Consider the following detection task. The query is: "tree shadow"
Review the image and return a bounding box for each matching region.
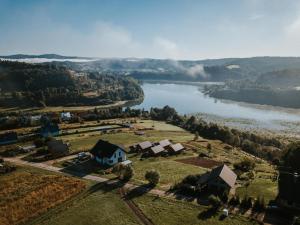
[124,184,154,200]
[87,179,125,194]
[198,207,218,220]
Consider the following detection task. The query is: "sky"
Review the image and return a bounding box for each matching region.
[1,0,300,59]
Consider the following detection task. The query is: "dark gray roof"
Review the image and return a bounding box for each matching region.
[90,140,125,158]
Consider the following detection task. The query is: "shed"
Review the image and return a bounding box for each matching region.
[159,139,172,148]
[47,140,69,156]
[149,145,165,156]
[168,143,185,154]
[136,141,153,152]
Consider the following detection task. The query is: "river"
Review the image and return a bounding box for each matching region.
[134,82,300,133]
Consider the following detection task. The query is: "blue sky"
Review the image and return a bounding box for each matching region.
[1,0,300,59]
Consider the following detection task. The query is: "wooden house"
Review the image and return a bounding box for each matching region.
[135,141,153,152]
[158,139,172,148]
[47,140,69,157]
[168,143,185,154]
[149,145,165,156]
[198,164,237,192]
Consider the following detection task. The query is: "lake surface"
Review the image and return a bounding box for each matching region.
[135,82,300,131]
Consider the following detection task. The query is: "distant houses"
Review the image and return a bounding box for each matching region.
[198,164,237,192]
[60,112,72,121]
[131,139,185,157]
[90,140,128,166]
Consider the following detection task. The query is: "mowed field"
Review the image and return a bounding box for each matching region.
[0,166,85,225]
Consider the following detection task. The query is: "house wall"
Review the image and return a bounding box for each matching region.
[96,148,126,166]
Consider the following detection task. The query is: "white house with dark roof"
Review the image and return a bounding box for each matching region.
[90,140,127,166]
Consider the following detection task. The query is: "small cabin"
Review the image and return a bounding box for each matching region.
[136,141,153,152]
[158,139,172,148]
[149,145,165,156]
[198,164,237,192]
[90,140,127,166]
[168,143,185,154]
[47,140,69,157]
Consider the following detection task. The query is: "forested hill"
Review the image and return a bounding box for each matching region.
[47,56,300,82]
[4,55,300,82]
[0,60,143,107]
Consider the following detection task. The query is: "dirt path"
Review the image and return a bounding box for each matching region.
[119,187,155,225]
[4,157,167,197]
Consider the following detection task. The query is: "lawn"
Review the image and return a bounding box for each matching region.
[29,182,140,225]
[236,175,278,203]
[129,154,208,188]
[0,165,85,225]
[133,194,259,225]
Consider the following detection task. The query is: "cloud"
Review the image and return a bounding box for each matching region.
[249,13,264,20]
[286,14,300,38]
[153,37,181,59]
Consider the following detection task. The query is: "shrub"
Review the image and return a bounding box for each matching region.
[113,164,134,181]
[234,159,255,172]
[229,195,240,206]
[145,170,160,186]
[241,196,253,209]
[208,195,221,209]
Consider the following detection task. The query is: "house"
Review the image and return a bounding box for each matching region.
[60,112,72,121]
[198,164,237,192]
[135,141,153,152]
[149,145,165,156]
[90,140,127,166]
[0,132,18,145]
[158,139,172,148]
[168,143,185,154]
[40,123,60,137]
[47,140,69,156]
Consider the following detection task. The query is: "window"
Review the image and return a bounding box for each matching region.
[119,151,121,157]
[114,153,116,158]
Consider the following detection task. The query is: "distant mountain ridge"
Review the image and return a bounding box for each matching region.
[0,54,92,60]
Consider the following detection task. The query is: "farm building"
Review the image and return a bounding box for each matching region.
[198,164,237,192]
[135,141,153,152]
[158,139,172,148]
[90,140,127,166]
[149,145,165,156]
[168,143,185,154]
[47,140,69,157]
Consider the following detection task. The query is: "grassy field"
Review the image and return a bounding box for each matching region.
[236,173,278,203]
[129,153,208,188]
[29,182,140,225]
[133,194,259,225]
[0,165,85,225]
